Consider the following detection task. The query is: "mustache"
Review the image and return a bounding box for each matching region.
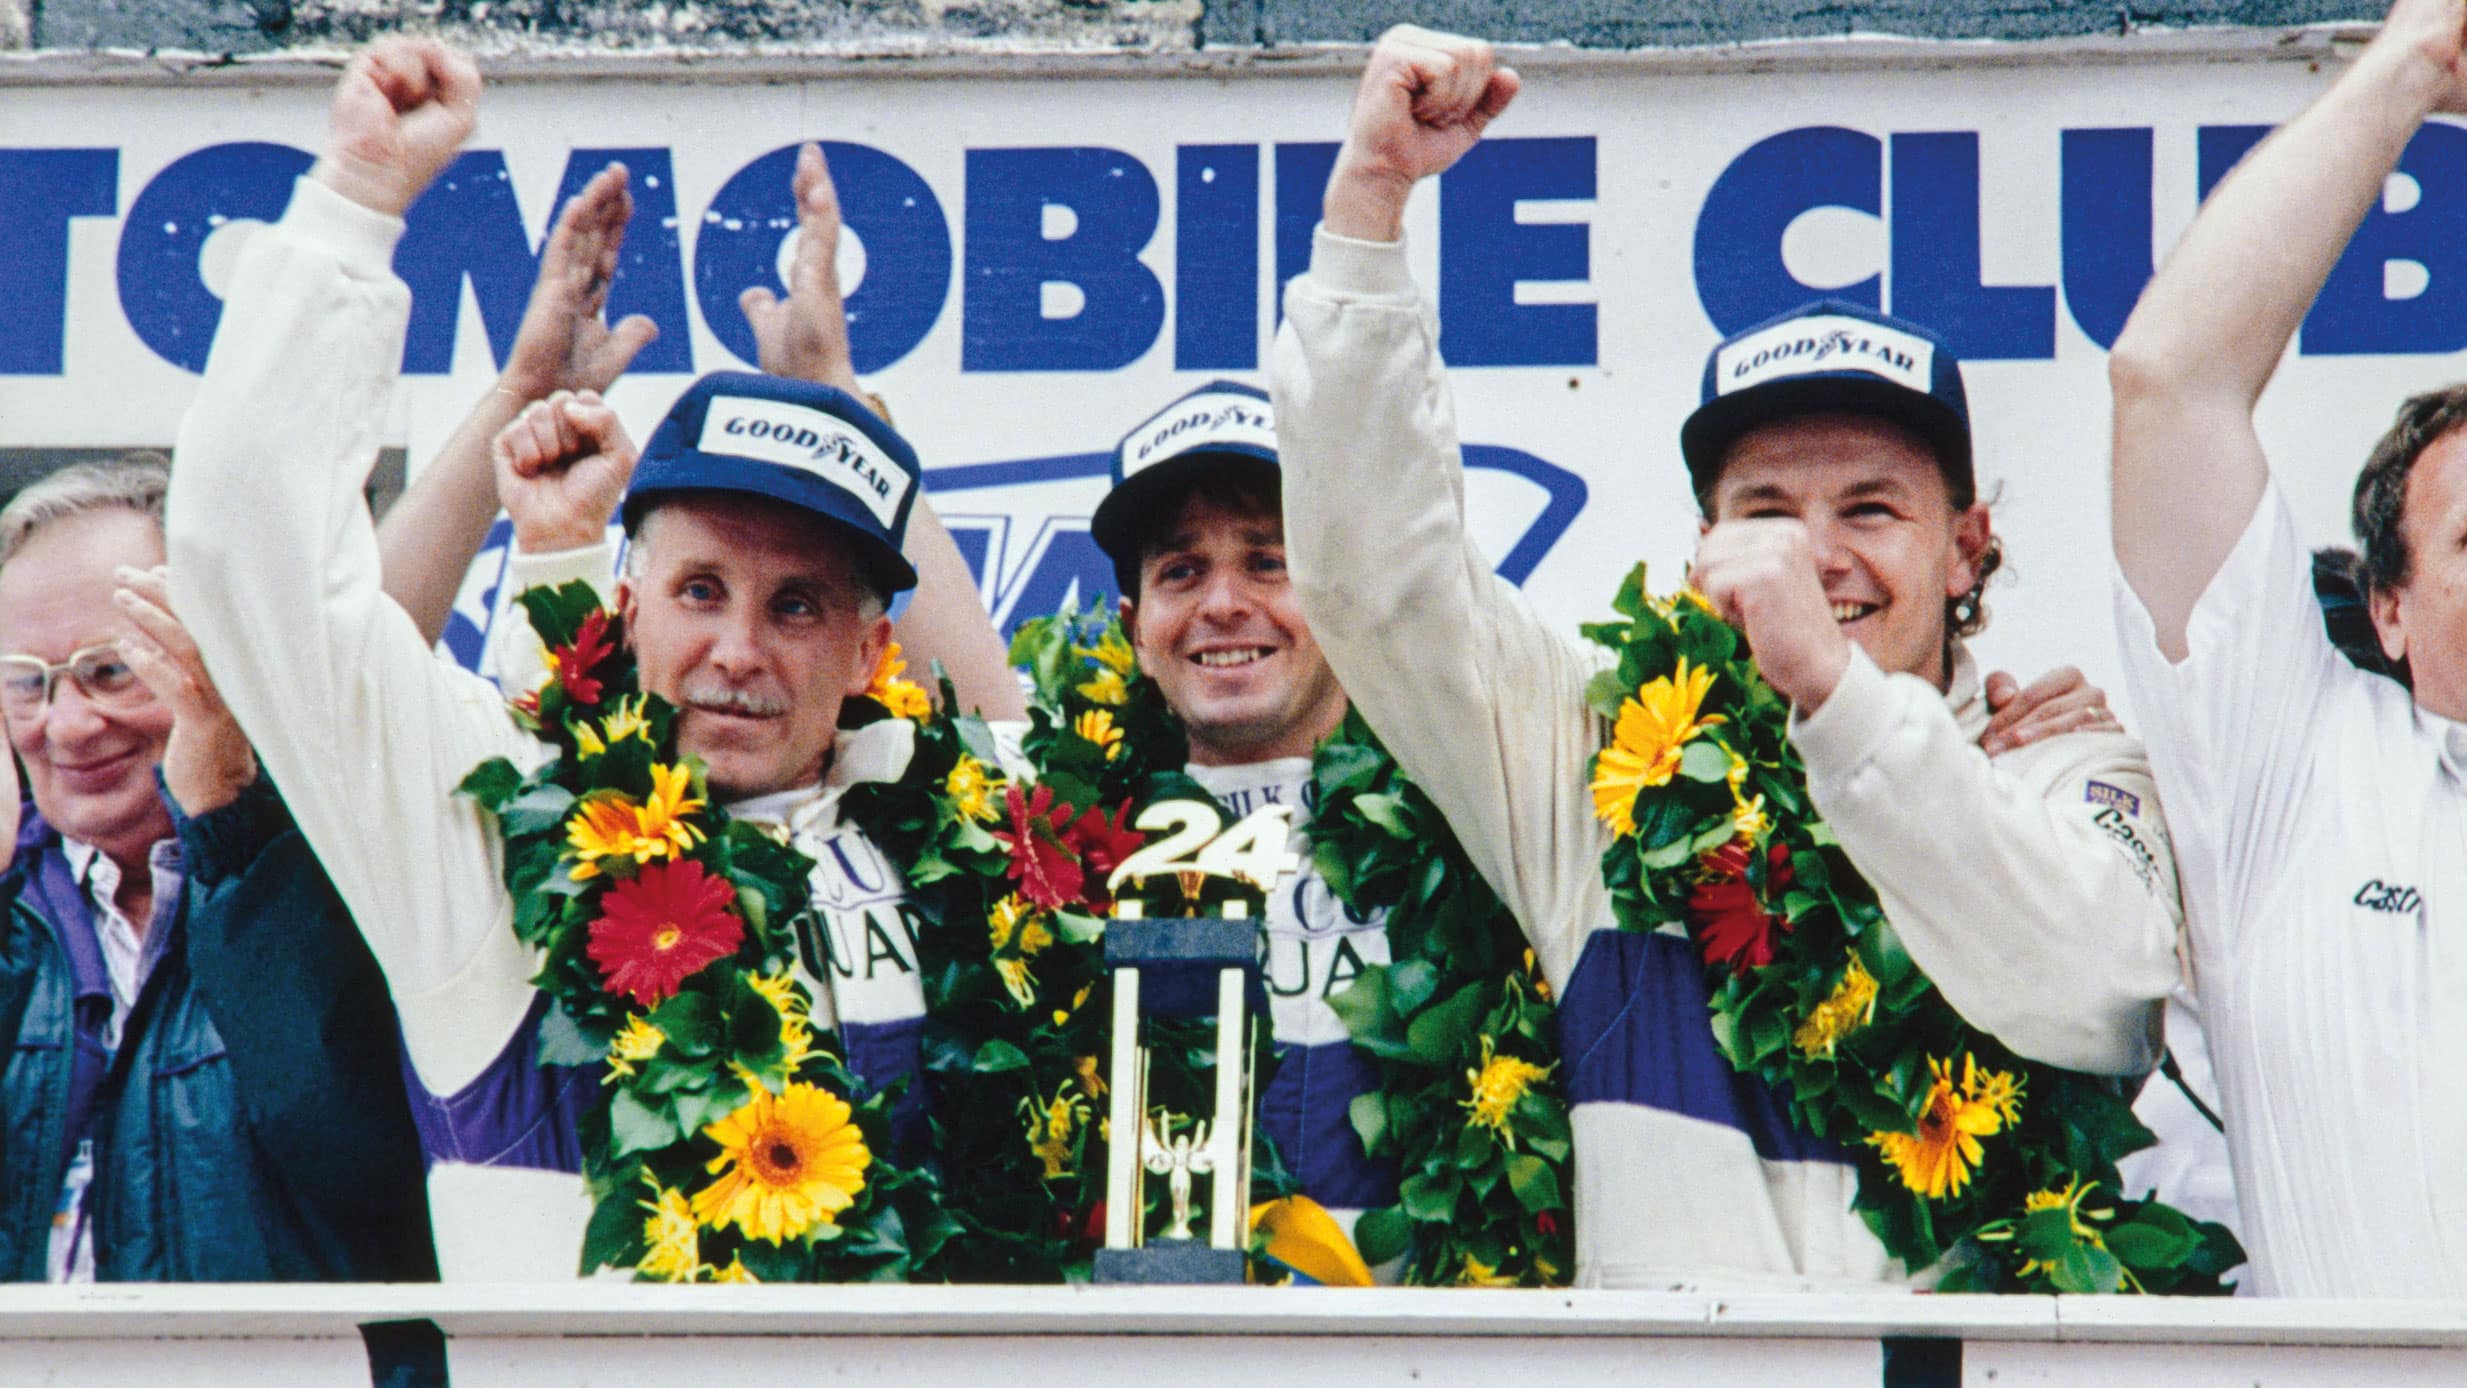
[676,681,788,718]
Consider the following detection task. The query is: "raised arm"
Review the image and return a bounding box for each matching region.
[168,39,543,1094]
[741,144,1023,720]
[1273,31,1629,984]
[378,162,657,645]
[2109,0,2467,657]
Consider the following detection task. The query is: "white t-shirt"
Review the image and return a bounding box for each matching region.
[2116,482,2467,1296]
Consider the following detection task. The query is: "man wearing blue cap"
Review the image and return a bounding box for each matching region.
[1268,27,2185,1287]
[162,39,1011,1278]
[1089,381,1387,1276]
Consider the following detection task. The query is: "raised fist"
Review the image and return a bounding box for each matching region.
[1324,26,1520,242]
[492,391,638,555]
[2377,0,2467,112]
[311,38,481,218]
[1688,517,1853,714]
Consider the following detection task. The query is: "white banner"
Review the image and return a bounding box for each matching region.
[5,54,2461,715]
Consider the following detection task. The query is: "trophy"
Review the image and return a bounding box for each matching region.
[1093,800,1294,1284]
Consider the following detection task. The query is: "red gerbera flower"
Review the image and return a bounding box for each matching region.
[1063,801,1144,910]
[1686,842,1796,971]
[992,784,1087,909]
[550,608,616,707]
[585,857,743,1005]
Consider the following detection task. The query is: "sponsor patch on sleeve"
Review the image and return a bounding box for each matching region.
[2084,780,2141,816]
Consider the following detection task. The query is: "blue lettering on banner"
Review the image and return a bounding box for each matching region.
[1176,143,1261,370]
[45,123,2467,387]
[1273,141,1340,329]
[1889,131,2054,361]
[1694,125,1884,335]
[116,141,312,373]
[2059,128,2155,350]
[398,150,543,374]
[963,146,1164,372]
[0,149,116,376]
[1440,136,1598,367]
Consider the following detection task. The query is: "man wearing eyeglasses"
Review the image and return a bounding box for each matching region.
[0,457,435,1282]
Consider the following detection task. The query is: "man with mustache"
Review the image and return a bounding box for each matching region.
[1268,27,2185,1286]
[165,38,1014,1277]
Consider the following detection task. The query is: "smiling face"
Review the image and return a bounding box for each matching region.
[0,508,176,865]
[1122,488,1348,766]
[2368,427,2467,720]
[618,495,890,802]
[1706,413,1991,689]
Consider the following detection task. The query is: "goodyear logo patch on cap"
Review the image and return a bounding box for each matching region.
[1714,314,1935,397]
[1119,390,1278,479]
[700,395,913,528]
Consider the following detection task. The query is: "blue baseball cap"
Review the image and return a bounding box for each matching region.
[623,371,920,594]
[1679,299,1974,502]
[1089,380,1280,568]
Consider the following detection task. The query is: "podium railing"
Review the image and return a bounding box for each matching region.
[5,1285,2467,1386]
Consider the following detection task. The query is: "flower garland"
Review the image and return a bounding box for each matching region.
[465,581,1564,1286]
[1310,714,1576,1286]
[1582,568,2243,1293]
[459,582,940,1282]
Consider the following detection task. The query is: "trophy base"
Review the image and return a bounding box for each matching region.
[1094,1243,1248,1285]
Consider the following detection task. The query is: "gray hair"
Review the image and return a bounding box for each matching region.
[0,454,171,569]
[622,502,889,621]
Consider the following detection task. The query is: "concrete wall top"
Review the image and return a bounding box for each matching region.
[2,0,2393,60]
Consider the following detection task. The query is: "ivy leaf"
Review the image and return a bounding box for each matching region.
[1354,793,1414,839]
[1679,740,1733,783]
[650,993,720,1058]
[458,757,524,811]
[1399,1168,1461,1222]
[1404,983,1488,1069]
[1584,667,1633,721]
[1505,1153,1562,1212]
[2052,1241,2124,1294]
[579,1184,643,1275]
[1349,1090,1390,1156]
[2107,1212,2198,1269]
[503,783,581,838]
[1353,1206,1413,1266]
[535,1003,608,1069]
[974,1039,1030,1073]
[610,1087,677,1157]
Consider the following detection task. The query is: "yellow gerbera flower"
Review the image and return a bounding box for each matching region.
[711,1253,760,1284]
[744,971,819,1071]
[1074,708,1125,761]
[637,1176,703,1282]
[691,1081,871,1243]
[994,956,1037,1009]
[573,695,655,760]
[1866,1055,2023,1200]
[1078,628,1137,676]
[1456,1255,1522,1288]
[944,755,1004,823]
[1462,1035,1554,1139]
[605,1013,667,1082]
[2016,1176,2114,1279]
[565,763,708,881]
[865,642,935,720]
[1020,1083,1090,1180]
[1792,956,1878,1058]
[1077,666,1129,706]
[1588,658,1725,836]
[1730,792,1771,844]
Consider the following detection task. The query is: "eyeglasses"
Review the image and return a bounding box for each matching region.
[0,644,150,720]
